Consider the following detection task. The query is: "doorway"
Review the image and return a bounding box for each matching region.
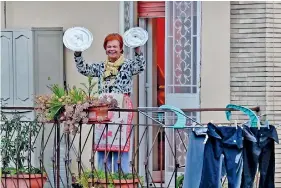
[138,17,166,184]
[137,1,201,186]
[153,17,165,183]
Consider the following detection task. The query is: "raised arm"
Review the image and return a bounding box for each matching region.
[74,52,102,77]
[130,48,146,75]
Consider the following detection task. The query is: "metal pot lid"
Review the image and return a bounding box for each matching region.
[123,27,148,48]
[63,27,93,52]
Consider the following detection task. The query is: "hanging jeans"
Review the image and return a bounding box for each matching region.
[183,128,207,188]
[241,125,279,188]
[97,151,130,173]
[199,123,256,188]
[183,127,225,188]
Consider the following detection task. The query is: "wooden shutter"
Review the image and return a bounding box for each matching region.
[13,31,34,108]
[1,32,14,107]
[138,1,165,18]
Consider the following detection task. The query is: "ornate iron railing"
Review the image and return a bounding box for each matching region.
[1,106,261,188]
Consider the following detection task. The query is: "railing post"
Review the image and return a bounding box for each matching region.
[78,123,82,178]
[55,119,60,188]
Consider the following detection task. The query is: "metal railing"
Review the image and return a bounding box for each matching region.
[0,106,261,188]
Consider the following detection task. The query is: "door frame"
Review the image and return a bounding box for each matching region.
[164,2,202,186]
[138,18,155,184]
[137,1,202,186]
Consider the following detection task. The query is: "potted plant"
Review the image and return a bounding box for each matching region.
[0,112,47,188]
[87,94,119,122]
[35,77,118,134]
[74,169,143,188]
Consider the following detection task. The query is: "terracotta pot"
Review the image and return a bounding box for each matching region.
[88,179,139,188]
[1,174,47,188]
[88,105,110,123]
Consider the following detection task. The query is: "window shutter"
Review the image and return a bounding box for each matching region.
[138,1,165,18]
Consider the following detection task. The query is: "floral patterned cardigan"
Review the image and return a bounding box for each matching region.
[74,52,146,95]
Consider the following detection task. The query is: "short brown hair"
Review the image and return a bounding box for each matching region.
[103,33,123,52]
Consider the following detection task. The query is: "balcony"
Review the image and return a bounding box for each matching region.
[1,106,262,188]
[1,106,194,188]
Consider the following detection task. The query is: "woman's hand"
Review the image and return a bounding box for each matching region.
[135,47,141,55]
[74,51,82,57]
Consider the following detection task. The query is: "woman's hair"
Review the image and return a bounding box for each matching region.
[103,33,124,53]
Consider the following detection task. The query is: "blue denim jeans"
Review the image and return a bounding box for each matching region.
[97,151,130,173]
[241,125,279,188]
[183,128,225,188]
[183,128,206,188]
[199,123,245,188]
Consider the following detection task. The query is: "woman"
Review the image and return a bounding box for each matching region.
[74,33,145,95]
[74,33,146,173]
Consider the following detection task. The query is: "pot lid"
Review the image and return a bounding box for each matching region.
[63,27,93,52]
[123,27,148,48]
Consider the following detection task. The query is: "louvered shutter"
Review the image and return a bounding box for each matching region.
[138,1,165,18]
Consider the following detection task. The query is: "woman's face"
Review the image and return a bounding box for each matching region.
[106,40,122,62]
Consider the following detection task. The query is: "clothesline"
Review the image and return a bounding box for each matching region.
[183,119,278,187]
[3,106,280,128]
[114,106,261,113]
[1,106,261,112]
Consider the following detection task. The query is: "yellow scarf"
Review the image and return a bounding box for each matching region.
[103,54,125,79]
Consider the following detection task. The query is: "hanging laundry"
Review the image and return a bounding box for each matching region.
[241,125,279,188]
[183,127,225,188]
[183,128,206,188]
[199,123,257,188]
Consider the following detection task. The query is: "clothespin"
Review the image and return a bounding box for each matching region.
[157,112,164,123]
[265,120,270,129]
[260,114,269,129]
[203,134,208,144]
[234,120,238,129]
[192,122,196,131]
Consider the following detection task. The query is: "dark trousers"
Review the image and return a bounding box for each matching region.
[183,128,226,188]
[199,124,244,188]
[241,125,279,188]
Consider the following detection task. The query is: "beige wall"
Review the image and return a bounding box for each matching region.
[1,1,232,122]
[2,1,120,174]
[1,2,5,28]
[1,0,232,173]
[200,1,231,123]
[3,1,119,87]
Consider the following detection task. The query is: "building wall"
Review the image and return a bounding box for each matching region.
[230,2,281,186]
[230,1,281,124]
[1,2,5,28]
[200,1,231,123]
[2,1,120,87]
[1,0,120,176]
[1,1,233,126]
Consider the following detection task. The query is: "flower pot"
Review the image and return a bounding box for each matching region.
[2,174,47,188]
[88,179,139,188]
[88,105,110,123]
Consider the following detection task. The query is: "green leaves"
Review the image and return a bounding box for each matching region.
[69,86,86,104]
[75,169,143,188]
[80,76,98,97]
[1,166,42,175]
[0,112,42,174]
[176,174,184,188]
[48,84,65,98]
[35,77,99,122]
